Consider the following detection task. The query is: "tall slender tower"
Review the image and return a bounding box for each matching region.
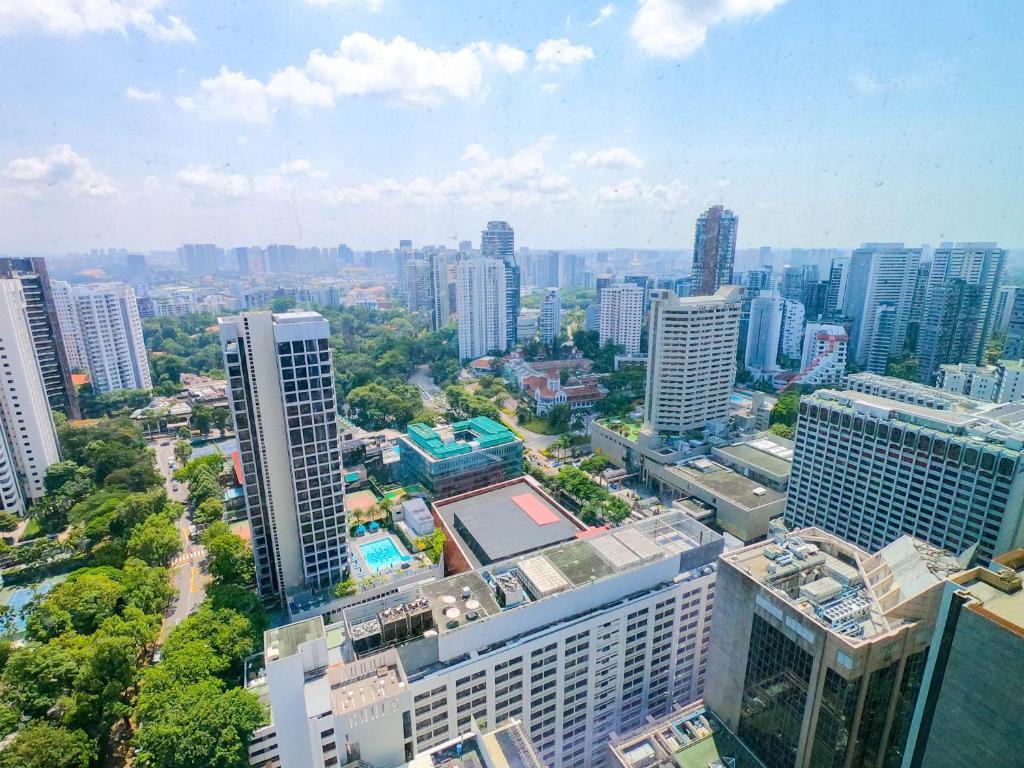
[539,288,561,344]
[0,258,80,418]
[456,259,507,360]
[481,221,518,347]
[220,310,349,603]
[691,206,738,296]
[0,280,62,513]
[428,251,450,332]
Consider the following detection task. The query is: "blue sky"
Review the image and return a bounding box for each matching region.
[0,0,1021,254]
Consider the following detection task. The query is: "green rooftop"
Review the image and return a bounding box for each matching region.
[405,417,516,459]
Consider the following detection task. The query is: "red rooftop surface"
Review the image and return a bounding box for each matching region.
[511,493,561,525]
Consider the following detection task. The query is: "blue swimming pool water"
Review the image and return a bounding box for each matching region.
[359,538,411,573]
[2,576,62,635]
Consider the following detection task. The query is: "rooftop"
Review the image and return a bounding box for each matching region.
[266,616,324,659]
[665,459,785,510]
[609,702,766,768]
[714,434,793,478]
[436,478,583,567]
[404,417,519,460]
[404,722,546,768]
[951,548,1024,635]
[723,525,964,643]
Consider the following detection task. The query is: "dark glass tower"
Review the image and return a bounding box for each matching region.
[481,221,518,348]
[692,205,738,296]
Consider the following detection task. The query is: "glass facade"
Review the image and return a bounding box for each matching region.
[883,651,928,768]
[738,615,813,768]
[809,669,860,768]
[851,661,899,767]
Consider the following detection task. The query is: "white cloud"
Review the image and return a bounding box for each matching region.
[596,177,690,209]
[0,0,195,41]
[176,164,250,198]
[535,39,595,70]
[631,0,785,58]
[477,42,528,74]
[302,0,384,10]
[539,82,561,95]
[589,3,615,26]
[178,66,271,123]
[319,137,575,208]
[266,66,335,107]
[4,144,117,198]
[274,159,328,178]
[570,147,643,169]
[125,87,161,102]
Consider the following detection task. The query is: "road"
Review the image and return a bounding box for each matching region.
[151,439,209,642]
[408,364,446,410]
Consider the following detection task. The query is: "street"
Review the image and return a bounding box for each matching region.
[151,439,209,642]
[408,364,446,410]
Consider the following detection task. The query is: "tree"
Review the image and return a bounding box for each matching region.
[174,439,193,467]
[1,639,83,718]
[333,578,357,598]
[0,722,95,768]
[192,405,212,437]
[24,570,125,641]
[44,461,84,495]
[414,529,446,563]
[548,403,571,433]
[0,512,17,532]
[177,426,192,440]
[193,497,225,526]
[120,558,174,616]
[769,423,795,439]
[202,522,255,587]
[769,388,801,429]
[210,407,231,435]
[127,515,181,567]
[162,607,257,681]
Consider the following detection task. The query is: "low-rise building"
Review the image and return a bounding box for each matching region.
[520,373,604,416]
[937,362,1000,401]
[398,418,524,500]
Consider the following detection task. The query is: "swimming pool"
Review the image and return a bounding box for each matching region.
[358,538,412,573]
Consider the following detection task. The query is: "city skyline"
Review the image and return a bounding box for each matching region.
[2,1,1023,253]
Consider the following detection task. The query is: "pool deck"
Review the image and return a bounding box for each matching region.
[352,531,417,580]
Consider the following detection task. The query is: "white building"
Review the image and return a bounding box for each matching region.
[779,299,804,361]
[644,286,742,434]
[539,288,561,344]
[517,309,540,342]
[74,283,152,392]
[844,243,922,373]
[0,280,62,513]
[404,259,433,314]
[998,359,1024,403]
[744,291,782,375]
[599,283,645,355]
[793,324,847,387]
[937,363,1000,401]
[151,290,199,317]
[248,512,723,768]
[428,252,450,332]
[456,259,507,361]
[50,279,88,372]
[220,310,349,603]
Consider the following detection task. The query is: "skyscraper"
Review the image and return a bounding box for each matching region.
[644,286,742,434]
[403,259,432,314]
[74,283,152,393]
[179,243,220,274]
[691,206,738,296]
[916,242,1005,383]
[779,298,805,361]
[744,291,782,375]
[50,280,88,372]
[844,243,922,373]
[481,221,518,347]
[824,255,850,315]
[598,283,645,355]
[0,280,62,514]
[456,258,507,361]
[785,377,1024,563]
[220,310,349,603]
[705,525,961,768]
[428,251,450,332]
[0,258,80,418]
[539,288,560,344]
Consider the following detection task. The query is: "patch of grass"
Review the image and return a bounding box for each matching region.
[521,417,565,436]
[20,518,42,541]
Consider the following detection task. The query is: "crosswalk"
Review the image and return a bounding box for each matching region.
[172,547,206,566]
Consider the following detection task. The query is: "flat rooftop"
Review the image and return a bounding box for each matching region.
[665,459,785,510]
[404,417,519,460]
[952,549,1024,633]
[610,703,766,768]
[715,436,793,478]
[436,479,582,567]
[266,616,324,658]
[723,527,963,643]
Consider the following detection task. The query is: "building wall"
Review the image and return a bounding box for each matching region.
[599,284,645,356]
[456,259,508,361]
[50,280,88,372]
[74,283,152,392]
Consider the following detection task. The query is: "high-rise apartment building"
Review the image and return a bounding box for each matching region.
[0,280,62,514]
[248,511,723,768]
[179,243,221,274]
[916,242,1005,382]
[784,378,1024,563]
[0,258,80,418]
[824,255,850,315]
[598,283,645,355]
[794,323,847,387]
[539,288,561,344]
[428,251,450,332]
[691,206,738,296]
[993,284,1024,332]
[404,259,432,314]
[744,290,782,375]
[705,525,962,768]
[481,221,518,347]
[903,549,1024,768]
[779,298,805,361]
[74,283,152,393]
[220,310,349,603]
[644,286,742,434]
[456,258,507,361]
[50,280,88,372]
[844,243,922,373]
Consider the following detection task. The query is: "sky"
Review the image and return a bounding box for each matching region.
[0,0,1021,254]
